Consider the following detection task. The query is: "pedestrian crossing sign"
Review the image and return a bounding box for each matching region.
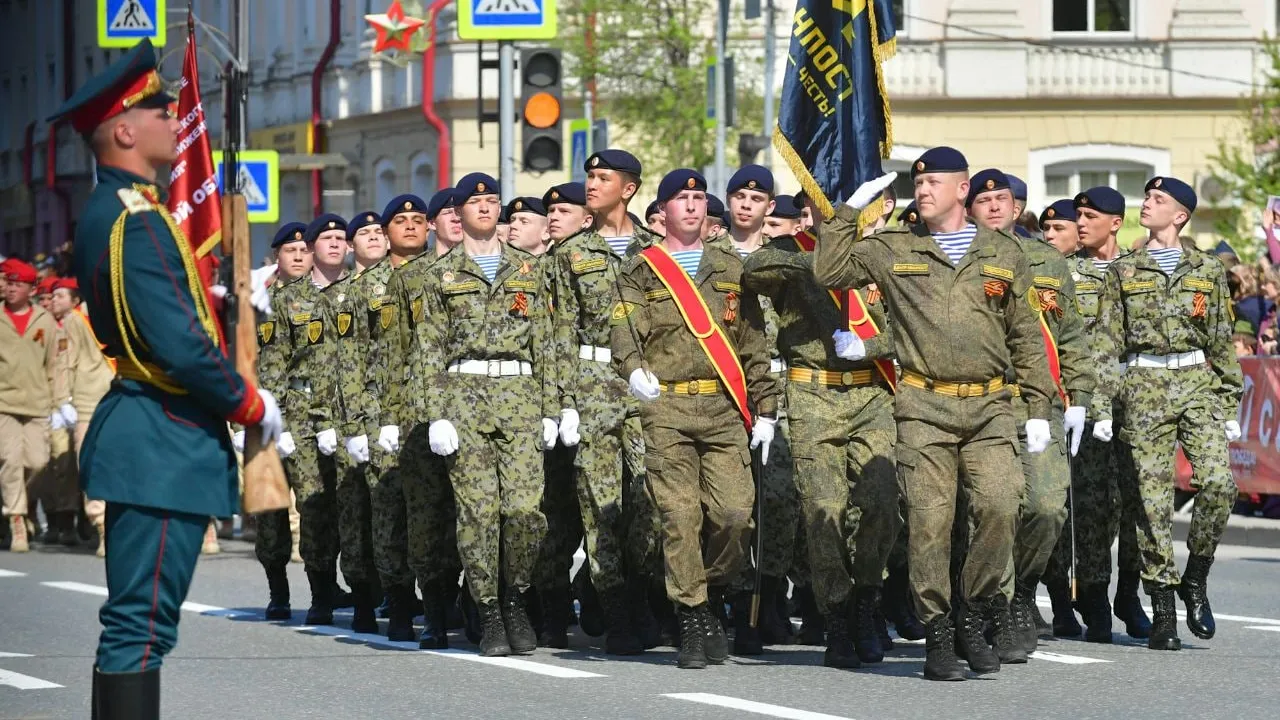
[98,0,166,49]
[458,0,556,41]
[214,151,279,224]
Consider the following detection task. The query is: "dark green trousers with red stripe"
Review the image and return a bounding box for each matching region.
[97,503,206,672]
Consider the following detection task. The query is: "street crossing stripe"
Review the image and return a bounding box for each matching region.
[42,581,255,618]
[1245,626,1280,632]
[1036,595,1280,626]
[1028,650,1111,664]
[664,693,854,720]
[0,652,33,658]
[0,569,28,577]
[0,668,63,690]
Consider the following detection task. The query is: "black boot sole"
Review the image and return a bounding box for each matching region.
[1084,627,1113,643]
[350,610,378,635]
[387,623,416,642]
[419,634,449,650]
[304,609,334,625]
[265,606,292,621]
[924,666,967,681]
[677,656,707,669]
[823,649,861,669]
[481,639,512,657]
[1148,636,1182,651]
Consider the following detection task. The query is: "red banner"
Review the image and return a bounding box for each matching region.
[1176,356,1280,495]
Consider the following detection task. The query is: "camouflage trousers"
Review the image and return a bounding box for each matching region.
[536,444,583,590]
[256,437,339,574]
[401,423,460,588]
[730,403,798,594]
[1007,404,1070,591]
[896,387,1023,624]
[363,442,413,589]
[641,390,754,608]
[621,413,663,579]
[1116,366,1236,590]
[336,449,376,584]
[445,375,547,605]
[784,380,899,615]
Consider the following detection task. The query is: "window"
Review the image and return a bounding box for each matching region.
[1052,0,1131,33]
[409,152,434,201]
[889,0,907,36]
[1044,163,1150,205]
[374,157,397,213]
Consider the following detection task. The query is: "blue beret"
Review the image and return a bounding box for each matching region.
[1013,225,1033,238]
[1006,174,1027,201]
[426,188,458,221]
[271,221,308,249]
[498,205,510,224]
[966,168,1010,207]
[381,194,427,225]
[506,197,547,217]
[897,201,920,225]
[585,149,642,176]
[727,164,774,196]
[644,201,662,219]
[1074,186,1126,217]
[769,195,802,219]
[455,172,499,200]
[1215,240,1238,257]
[910,146,968,179]
[305,214,348,243]
[347,211,382,240]
[706,194,725,219]
[1146,176,1197,214]
[542,182,586,208]
[1038,199,1077,227]
[656,169,707,204]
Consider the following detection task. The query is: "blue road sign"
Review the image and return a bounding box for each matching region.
[98,0,166,49]
[458,0,557,41]
[569,119,589,184]
[214,151,279,224]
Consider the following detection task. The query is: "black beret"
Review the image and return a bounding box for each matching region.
[1074,186,1126,217]
[506,197,547,217]
[585,149,642,176]
[769,195,802,219]
[426,188,458,221]
[644,200,662,219]
[656,169,707,204]
[1007,174,1027,202]
[897,201,920,226]
[1145,176,1197,214]
[910,146,968,179]
[966,168,1010,207]
[347,211,382,240]
[271,221,308,249]
[1038,199,1077,227]
[455,172,499,200]
[727,164,774,196]
[305,214,347,243]
[542,182,586,209]
[381,194,427,225]
[705,194,725,219]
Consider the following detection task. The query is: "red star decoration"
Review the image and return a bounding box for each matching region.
[365,0,425,55]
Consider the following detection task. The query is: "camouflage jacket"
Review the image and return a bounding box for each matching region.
[387,252,443,427]
[609,242,780,417]
[812,204,1055,421]
[549,228,630,413]
[260,275,347,436]
[1091,245,1242,420]
[1018,237,1096,411]
[308,274,356,437]
[1066,254,1116,371]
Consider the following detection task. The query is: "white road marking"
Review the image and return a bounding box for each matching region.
[664,693,854,720]
[1245,625,1280,633]
[1036,596,1280,627]
[0,652,33,658]
[0,569,27,577]
[0,668,63,690]
[43,581,107,596]
[1029,650,1111,664]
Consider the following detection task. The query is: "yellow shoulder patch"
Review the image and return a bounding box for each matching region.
[713,281,742,293]
[307,319,323,344]
[1033,275,1061,288]
[380,304,396,330]
[611,301,637,321]
[981,264,1015,281]
[258,321,274,345]
[1182,277,1215,292]
[116,188,154,215]
[891,263,930,275]
[411,296,425,323]
[337,312,353,336]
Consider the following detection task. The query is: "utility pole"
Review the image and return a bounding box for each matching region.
[714,0,729,196]
[498,40,515,200]
[762,0,775,169]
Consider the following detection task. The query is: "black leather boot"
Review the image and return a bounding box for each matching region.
[701,594,729,665]
[575,572,605,637]
[990,596,1028,664]
[460,583,482,645]
[757,576,795,645]
[1178,554,1216,639]
[731,590,764,655]
[264,565,292,621]
[1079,583,1113,643]
[883,567,925,641]
[502,588,537,654]
[822,601,860,669]
[537,584,571,649]
[331,579,354,609]
[956,602,1000,674]
[419,580,449,649]
[349,581,378,634]
[601,586,644,655]
[386,584,417,642]
[627,573,661,649]
[1148,585,1182,651]
[93,666,160,720]
[677,604,707,669]
[304,570,335,625]
[478,601,512,656]
[1113,570,1152,639]
[795,584,825,645]
[923,617,966,682]
[872,598,894,650]
[851,586,884,664]
[1046,578,1081,637]
[1011,580,1039,655]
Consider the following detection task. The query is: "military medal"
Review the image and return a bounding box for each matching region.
[511,291,529,317]
[723,292,739,323]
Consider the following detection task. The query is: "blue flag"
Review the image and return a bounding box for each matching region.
[774,0,897,221]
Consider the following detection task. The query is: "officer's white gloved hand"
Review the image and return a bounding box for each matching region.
[1225,420,1242,442]
[49,411,66,431]
[832,330,866,361]
[57,402,78,427]
[376,425,400,454]
[232,430,245,453]
[629,368,661,402]
[750,416,777,465]
[1092,419,1114,443]
[345,435,370,464]
[277,431,296,458]
[316,428,339,456]
[1025,419,1051,454]
[846,172,899,211]
[429,420,459,456]
[210,284,228,300]
[1063,406,1086,457]
[250,264,277,315]
[541,418,559,450]
[257,389,283,444]
[559,409,581,447]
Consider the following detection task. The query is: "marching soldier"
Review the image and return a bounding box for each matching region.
[763,195,803,239]
[644,200,665,236]
[811,147,1056,681]
[1091,177,1241,652]
[504,197,552,256]
[610,168,779,669]
[53,39,282,714]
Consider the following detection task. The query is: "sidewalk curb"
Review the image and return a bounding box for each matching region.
[1173,515,1280,549]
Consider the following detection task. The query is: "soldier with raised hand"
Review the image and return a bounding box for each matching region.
[610,169,779,670]
[419,173,558,657]
[811,146,1055,682]
[1091,177,1241,652]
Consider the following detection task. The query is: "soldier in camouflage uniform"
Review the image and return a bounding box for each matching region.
[1091,177,1241,652]
[420,173,558,657]
[812,147,1056,682]
[611,169,779,670]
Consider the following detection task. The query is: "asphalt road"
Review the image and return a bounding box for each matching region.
[2,540,1277,720]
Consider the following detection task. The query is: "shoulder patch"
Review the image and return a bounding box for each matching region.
[117,188,155,215]
[412,295,425,322]
[713,281,742,293]
[1122,279,1157,292]
[892,263,930,275]
[307,319,323,344]
[571,257,609,275]
[611,301,637,322]
[1032,275,1061,288]
[981,264,1015,282]
[1183,277,1215,292]
[337,312,353,336]
[258,321,275,345]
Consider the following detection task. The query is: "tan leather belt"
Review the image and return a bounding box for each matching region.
[787,367,876,388]
[901,370,1005,398]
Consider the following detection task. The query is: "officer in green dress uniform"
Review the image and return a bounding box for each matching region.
[53,40,282,717]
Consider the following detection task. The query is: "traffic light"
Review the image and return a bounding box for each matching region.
[520,48,563,173]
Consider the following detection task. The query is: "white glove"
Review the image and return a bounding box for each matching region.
[832,330,867,361]
[542,418,559,450]
[257,389,283,444]
[50,411,66,431]
[750,416,777,465]
[1063,406,1086,457]
[846,172,899,211]
[629,368,661,402]
[345,435,370,464]
[1092,419,1113,442]
[249,264,277,315]
[376,425,400,454]
[232,430,245,453]
[429,419,459,456]
[559,409,581,447]
[1025,419,1051,454]
[1225,420,1242,442]
[316,428,339,456]
[57,402,78,426]
[277,431,296,458]
[210,284,228,300]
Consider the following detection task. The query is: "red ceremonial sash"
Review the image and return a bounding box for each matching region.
[793,230,896,392]
[1038,313,1069,405]
[639,245,754,433]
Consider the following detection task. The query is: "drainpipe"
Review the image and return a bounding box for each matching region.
[421,0,454,188]
[44,0,75,256]
[310,0,342,217]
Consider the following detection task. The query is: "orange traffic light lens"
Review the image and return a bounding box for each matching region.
[524,92,561,129]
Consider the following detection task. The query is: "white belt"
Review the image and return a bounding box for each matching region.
[578,345,612,363]
[770,359,788,374]
[1124,350,1206,370]
[447,359,533,377]
[1115,362,1129,377]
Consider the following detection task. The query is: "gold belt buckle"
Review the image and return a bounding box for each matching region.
[687,381,700,396]
[956,382,971,398]
[840,371,855,386]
